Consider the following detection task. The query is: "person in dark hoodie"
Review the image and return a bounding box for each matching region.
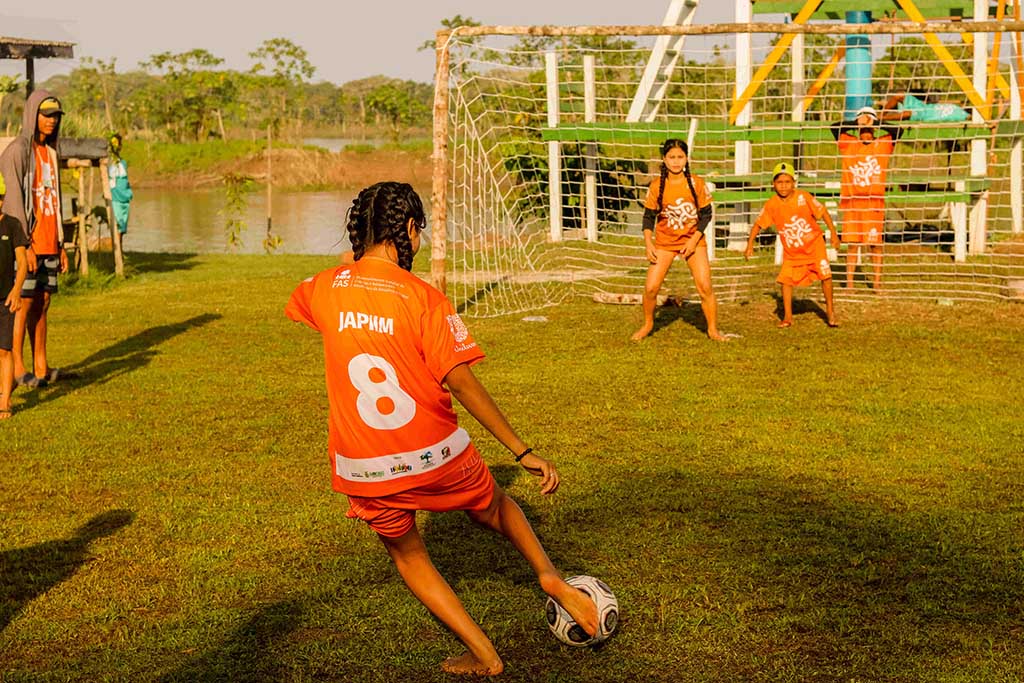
[0,90,67,388]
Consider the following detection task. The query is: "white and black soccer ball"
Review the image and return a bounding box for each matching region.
[545,575,619,647]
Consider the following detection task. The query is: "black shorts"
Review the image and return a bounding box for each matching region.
[21,255,59,296]
[0,306,13,351]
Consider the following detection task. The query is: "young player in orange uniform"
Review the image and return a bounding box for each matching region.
[831,106,903,291]
[632,139,725,341]
[286,182,597,677]
[744,162,841,328]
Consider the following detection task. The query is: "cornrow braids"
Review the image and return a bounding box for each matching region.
[344,181,426,271]
[656,162,668,215]
[684,162,702,212]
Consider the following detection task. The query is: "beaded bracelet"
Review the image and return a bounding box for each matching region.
[514,447,533,462]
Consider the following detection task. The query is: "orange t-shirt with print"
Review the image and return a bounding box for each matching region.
[643,173,712,250]
[837,132,894,205]
[285,258,486,498]
[753,190,828,265]
[31,144,61,255]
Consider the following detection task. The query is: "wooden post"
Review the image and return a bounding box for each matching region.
[25,58,34,97]
[953,180,968,262]
[77,165,89,277]
[431,29,452,293]
[266,124,273,241]
[583,54,598,243]
[546,50,562,243]
[99,158,124,277]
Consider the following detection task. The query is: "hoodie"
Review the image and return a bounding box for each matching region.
[0,89,64,245]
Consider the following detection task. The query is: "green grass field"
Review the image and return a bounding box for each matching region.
[2,253,1023,682]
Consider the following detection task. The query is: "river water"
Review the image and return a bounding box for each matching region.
[125,187,430,255]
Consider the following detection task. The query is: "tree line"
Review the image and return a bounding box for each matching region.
[0,38,432,142]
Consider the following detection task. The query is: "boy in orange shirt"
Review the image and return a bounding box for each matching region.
[286,182,597,676]
[830,106,903,290]
[745,162,841,328]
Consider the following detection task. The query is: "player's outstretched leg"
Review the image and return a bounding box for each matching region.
[379,528,504,676]
[631,250,674,341]
[468,487,599,637]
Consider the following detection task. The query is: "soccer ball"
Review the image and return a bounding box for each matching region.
[545,575,619,647]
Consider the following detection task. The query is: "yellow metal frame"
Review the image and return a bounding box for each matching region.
[800,45,845,114]
[732,0,1013,124]
[729,0,824,124]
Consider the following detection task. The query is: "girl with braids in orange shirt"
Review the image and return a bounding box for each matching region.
[286,182,597,676]
[632,139,725,341]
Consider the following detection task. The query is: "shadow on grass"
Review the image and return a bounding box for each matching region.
[768,292,831,325]
[80,251,201,276]
[457,280,501,315]
[0,510,134,633]
[158,600,305,683]
[650,300,708,337]
[146,464,1024,681]
[18,313,222,412]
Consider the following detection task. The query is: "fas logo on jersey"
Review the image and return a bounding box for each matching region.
[447,313,470,343]
[850,156,882,187]
[332,269,352,288]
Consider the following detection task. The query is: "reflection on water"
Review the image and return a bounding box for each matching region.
[303,137,386,153]
[127,188,429,255]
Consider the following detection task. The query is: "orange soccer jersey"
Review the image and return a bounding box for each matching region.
[285,258,485,498]
[644,174,712,251]
[754,190,827,264]
[31,144,61,255]
[838,132,894,244]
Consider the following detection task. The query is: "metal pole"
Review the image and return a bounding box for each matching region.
[583,54,598,243]
[546,50,563,242]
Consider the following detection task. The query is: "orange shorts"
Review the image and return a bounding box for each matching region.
[840,203,885,244]
[778,242,832,287]
[344,445,496,538]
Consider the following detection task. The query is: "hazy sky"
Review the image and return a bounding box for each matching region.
[1,1,743,85]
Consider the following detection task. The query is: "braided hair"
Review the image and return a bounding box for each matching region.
[656,138,703,216]
[345,181,426,271]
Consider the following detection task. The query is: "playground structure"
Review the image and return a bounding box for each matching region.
[430,2,1024,316]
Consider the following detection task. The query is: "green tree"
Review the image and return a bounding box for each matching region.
[249,38,316,133]
[141,49,236,141]
[365,82,429,141]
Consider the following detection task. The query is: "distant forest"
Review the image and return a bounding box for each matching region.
[0,37,433,142]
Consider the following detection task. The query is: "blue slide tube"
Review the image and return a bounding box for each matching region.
[845,11,873,119]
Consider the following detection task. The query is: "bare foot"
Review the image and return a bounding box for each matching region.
[544,577,599,637]
[440,652,504,676]
[0,408,11,421]
[827,318,840,328]
[707,330,729,342]
[777,320,792,329]
[630,324,653,341]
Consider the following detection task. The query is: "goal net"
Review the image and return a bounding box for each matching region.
[435,20,1024,317]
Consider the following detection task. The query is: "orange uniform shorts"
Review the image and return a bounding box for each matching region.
[344,445,496,538]
[777,241,832,287]
[840,201,885,245]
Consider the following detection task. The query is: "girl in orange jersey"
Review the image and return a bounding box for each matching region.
[632,139,725,341]
[286,182,597,677]
[744,162,841,328]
